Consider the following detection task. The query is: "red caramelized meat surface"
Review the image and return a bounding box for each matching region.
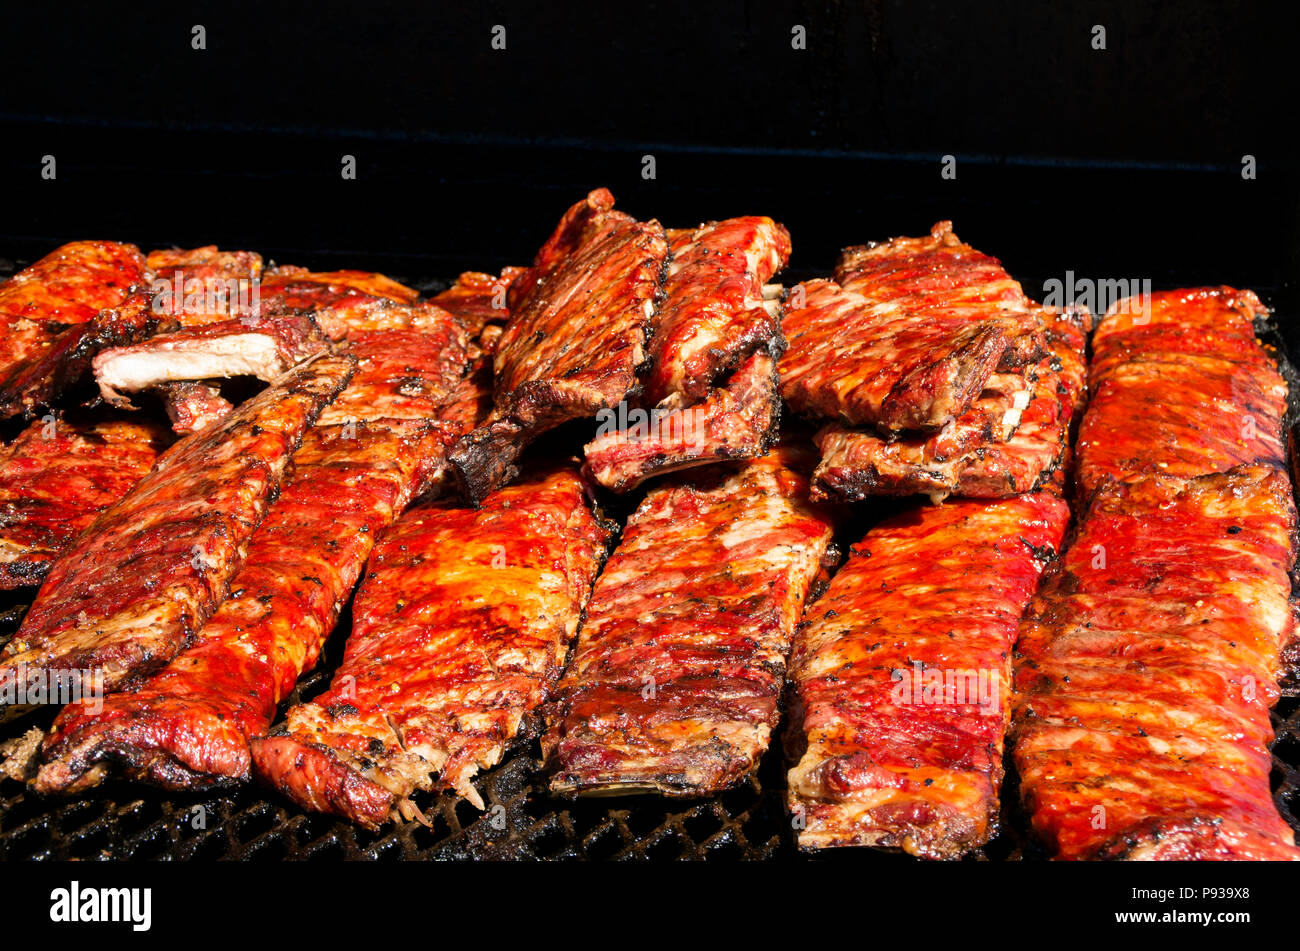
[146,246,264,324]
[1013,466,1299,860]
[811,307,1089,502]
[0,241,154,418]
[450,189,668,502]
[429,267,525,337]
[0,414,169,589]
[786,491,1070,858]
[0,356,354,709]
[1075,287,1287,496]
[250,466,611,827]
[545,448,836,796]
[33,313,474,793]
[779,222,1037,433]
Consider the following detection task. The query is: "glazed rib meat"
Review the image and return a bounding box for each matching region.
[449,188,668,502]
[250,465,611,827]
[811,307,1089,502]
[582,349,781,492]
[429,267,524,337]
[147,246,264,324]
[779,222,1038,433]
[31,313,473,793]
[545,448,836,796]
[0,241,155,418]
[93,313,328,405]
[1012,466,1299,860]
[0,355,354,712]
[159,382,234,434]
[0,414,169,589]
[786,491,1070,857]
[1076,287,1286,496]
[583,216,790,492]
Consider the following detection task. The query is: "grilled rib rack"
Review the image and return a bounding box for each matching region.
[2,262,1299,861]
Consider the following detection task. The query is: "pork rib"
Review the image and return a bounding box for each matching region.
[0,241,155,418]
[779,223,1036,433]
[250,465,611,826]
[545,447,835,796]
[146,246,264,325]
[1075,287,1286,497]
[449,189,668,502]
[786,491,1070,857]
[31,315,473,792]
[93,313,328,405]
[429,267,525,337]
[582,216,790,491]
[0,355,354,713]
[159,382,234,434]
[810,307,1089,502]
[1012,466,1299,860]
[0,414,169,589]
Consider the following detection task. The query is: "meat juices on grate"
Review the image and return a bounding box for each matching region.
[583,217,790,492]
[786,491,1070,858]
[1075,287,1287,497]
[779,222,1040,434]
[32,312,474,794]
[0,241,156,419]
[0,414,170,589]
[545,447,836,796]
[1012,466,1300,860]
[449,188,669,503]
[249,465,612,827]
[0,355,354,713]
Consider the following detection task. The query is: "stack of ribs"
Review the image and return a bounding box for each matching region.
[583,216,790,492]
[0,242,156,419]
[780,222,1088,503]
[1012,287,1300,860]
[450,189,792,502]
[544,446,835,796]
[33,305,475,793]
[250,465,612,826]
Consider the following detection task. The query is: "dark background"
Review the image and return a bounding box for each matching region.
[1,1,1297,336]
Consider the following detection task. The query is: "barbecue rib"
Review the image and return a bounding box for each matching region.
[583,216,790,491]
[159,382,234,434]
[93,313,328,405]
[779,223,1038,433]
[0,414,169,589]
[1076,287,1286,496]
[449,189,668,502]
[146,246,264,324]
[1012,466,1300,860]
[786,491,1070,857]
[810,307,1090,502]
[545,447,836,796]
[0,355,354,712]
[0,241,155,418]
[582,349,782,492]
[32,314,473,792]
[429,268,525,337]
[250,465,611,826]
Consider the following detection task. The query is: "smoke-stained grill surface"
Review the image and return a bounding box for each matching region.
[786,491,1069,858]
